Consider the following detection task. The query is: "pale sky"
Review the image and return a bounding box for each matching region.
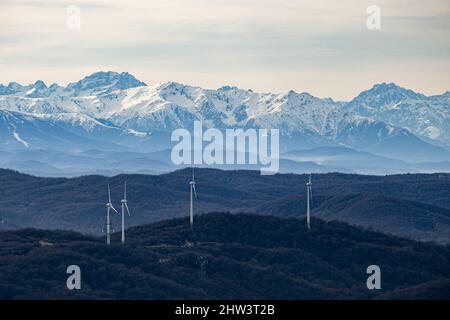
[0,0,449,100]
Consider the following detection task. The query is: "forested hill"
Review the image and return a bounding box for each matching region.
[1,213,449,299]
[0,168,450,243]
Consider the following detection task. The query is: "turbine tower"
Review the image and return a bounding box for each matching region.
[306,173,313,230]
[120,181,131,244]
[189,168,197,228]
[105,184,118,245]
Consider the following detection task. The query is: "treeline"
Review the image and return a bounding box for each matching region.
[0,213,449,299]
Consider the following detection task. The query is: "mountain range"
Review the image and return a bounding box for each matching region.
[0,71,449,176]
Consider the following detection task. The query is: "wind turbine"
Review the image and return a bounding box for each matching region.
[120,181,131,244]
[105,184,118,245]
[306,173,313,230]
[189,168,197,228]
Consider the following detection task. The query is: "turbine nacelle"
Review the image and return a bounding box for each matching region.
[106,202,118,213]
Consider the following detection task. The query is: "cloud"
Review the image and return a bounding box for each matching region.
[0,0,449,100]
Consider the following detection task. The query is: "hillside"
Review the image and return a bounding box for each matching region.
[1,168,450,243]
[1,213,449,300]
[256,194,450,243]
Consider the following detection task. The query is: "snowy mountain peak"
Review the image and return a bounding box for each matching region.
[343,82,450,145]
[33,80,47,90]
[287,89,297,97]
[25,80,51,97]
[7,82,22,89]
[65,71,146,96]
[0,82,25,95]
[358,82,424,101]
[218,85,240,92]
[373,82,398,90]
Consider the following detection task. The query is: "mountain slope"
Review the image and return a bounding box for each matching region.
[283,146,417,174]
[1,168,450,243]
[254,193,450,243]
[1,72,449,164]
[334,115,450,162]
[0,110,129,151]
[1,213,449,299]
[344,83,450,146]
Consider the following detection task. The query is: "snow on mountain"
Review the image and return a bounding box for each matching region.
[0,110,72,150]
[0,106,152,153]
[106,82,342,137]
[0,71,145,99]
[64,71,146,97]
[103,81,449,161]
[333,114,450,162]
[0,82,28,96]
[0,72,449,164]
[344,83,450,146]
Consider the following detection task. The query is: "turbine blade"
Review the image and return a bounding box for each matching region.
[193,183,198,198]
[124,181,127,200]
[111,205,118,213]
[108,184,111,203]
[192,167,195,182]
[125,203,131,216]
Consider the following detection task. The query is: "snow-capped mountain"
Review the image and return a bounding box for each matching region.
[0,110,131,151]
[0,71,449,172]
[64,71,146,97]
[0,71,146,99]
[0,80,61,98]
[344,83,450,146]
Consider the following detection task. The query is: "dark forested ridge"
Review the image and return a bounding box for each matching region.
[1,213,449,300]
[0,168,450,243]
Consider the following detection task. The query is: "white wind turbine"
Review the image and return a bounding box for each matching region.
[105,184,118,245]
[189,168,197,228]
[120,181,131,244]
[306,173,313,230]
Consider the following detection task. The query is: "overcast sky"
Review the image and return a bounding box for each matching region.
[0,0,449,100]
